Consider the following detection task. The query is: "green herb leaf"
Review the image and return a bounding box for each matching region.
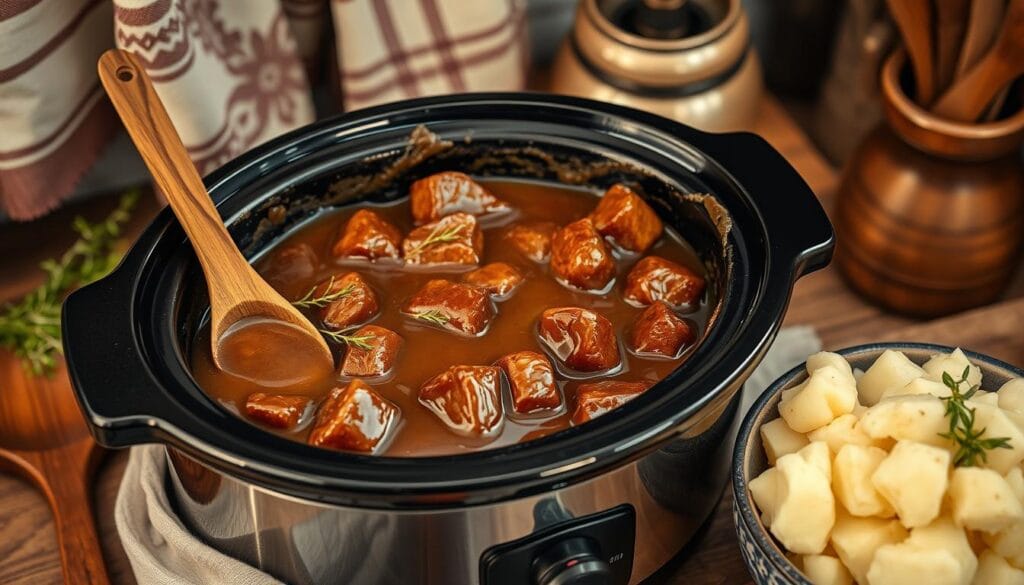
[319,329,375,350]
[411,309,449,326]
[292,276,356,308]
[0,191,139,376]
[938,365,1012,467]
[404,223,464,259]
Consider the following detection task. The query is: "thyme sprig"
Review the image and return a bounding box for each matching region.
[0,191,139,375]
[292,276,355,308]
[319,329,375,350]
[411,309,449,326]
[405,224,464,259]
[938,365,1012,467]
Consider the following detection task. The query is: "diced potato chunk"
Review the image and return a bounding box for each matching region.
[903,517,977,584]
[857,395,951,447]
[857,349,925,406]
[871,440,950,528]
[830,513,908,585]
[833,444,893,518]
[1006,468,1024,505]
[998,379,1024,415]
[949,467,1024,533]
[972,404,1024,474]
[867,544,963,585]
[973,391,1002,406]
[749,467,780,526]
[879,376,951,401]
[761,417,809,464]
[807,351,858,387]
[808,414,873,454]
[802,554,853,585]
[779,366,858,433]
[772,451,836,554]
[985,522,1024,570]
[974,549,1024,585]
[799,441,833,481]
[923,348,982,389]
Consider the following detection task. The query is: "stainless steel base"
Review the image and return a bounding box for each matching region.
[167,392,741,584]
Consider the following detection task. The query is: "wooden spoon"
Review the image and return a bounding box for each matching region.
[96,49,333,375]
[955,0,1006,78]
[933,0,970,95]
[0,355,109,585]
[933,0,1024,122]
[886,0,936,105]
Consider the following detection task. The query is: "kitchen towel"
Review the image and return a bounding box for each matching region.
[114,326,822,584]
[0,0,529,220]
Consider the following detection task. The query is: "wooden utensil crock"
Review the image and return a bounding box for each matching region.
[834,50,1024,318]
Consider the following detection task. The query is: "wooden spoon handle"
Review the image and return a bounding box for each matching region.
[97,50,253,290]
[47,470,111,585]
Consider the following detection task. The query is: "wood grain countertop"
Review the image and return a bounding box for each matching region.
[1,98,1022,585]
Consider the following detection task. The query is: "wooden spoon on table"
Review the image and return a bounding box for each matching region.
[97,49,333,381]
[933,0,1024,122]
[886,0,936,105]
[0,355,110,585]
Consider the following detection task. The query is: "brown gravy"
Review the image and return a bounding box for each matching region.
[190,179,710,456]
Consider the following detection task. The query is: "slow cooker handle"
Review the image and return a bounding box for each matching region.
[697,132,835,278]
[63,262,183,448]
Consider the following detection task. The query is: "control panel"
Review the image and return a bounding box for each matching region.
[479,505,636,585]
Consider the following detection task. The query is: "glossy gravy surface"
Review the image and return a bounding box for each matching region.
[191,180,709,456]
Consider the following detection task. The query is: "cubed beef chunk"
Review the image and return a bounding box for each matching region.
[571,381,650,425]
[589,184,663,253]
[623,256,705,309]
[308,272,379,331]
[464,262,524,298]
[549,218,616,291]
[340,325,403,377]
[506,222,557,263]
[630,301,696,357]
[308,380,400,453]
[331,209,402,260]
[497,351,561,414]
[402,212,484,265]
[410,171,510,225]
[537,307,621,372]
[244,393,311,429]
[402,279,495,336]
[261,243,318,290]
[418,365,504,437]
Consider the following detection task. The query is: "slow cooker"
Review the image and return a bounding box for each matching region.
[63,94,833,584]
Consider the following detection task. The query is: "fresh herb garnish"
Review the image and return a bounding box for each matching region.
[938,365,1012,467]
[405,224,464,259]
[411,309,449,326]
[292,276,355,308]
[319,329,375,350]
[0,191,138,375]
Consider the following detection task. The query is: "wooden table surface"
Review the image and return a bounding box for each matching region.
[1,98,1022,585]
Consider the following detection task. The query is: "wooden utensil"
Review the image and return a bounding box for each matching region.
[96,49,332,371]
[886,0,936,104]
[933,0,1024,122]
[0,354,109,585]
[933,0,970,94]
[955,0,1006,78]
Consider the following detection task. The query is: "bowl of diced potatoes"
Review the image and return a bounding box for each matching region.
[732,342,1024,585]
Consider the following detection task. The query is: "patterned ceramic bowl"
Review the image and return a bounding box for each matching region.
[731,342,1024,584]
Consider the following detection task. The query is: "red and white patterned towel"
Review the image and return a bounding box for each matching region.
[0,0,528,220]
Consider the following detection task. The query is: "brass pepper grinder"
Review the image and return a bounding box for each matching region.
[550,0,763,132]
[834,51,1024,317]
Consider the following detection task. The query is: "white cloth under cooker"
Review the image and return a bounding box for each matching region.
[114,327,822,584]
